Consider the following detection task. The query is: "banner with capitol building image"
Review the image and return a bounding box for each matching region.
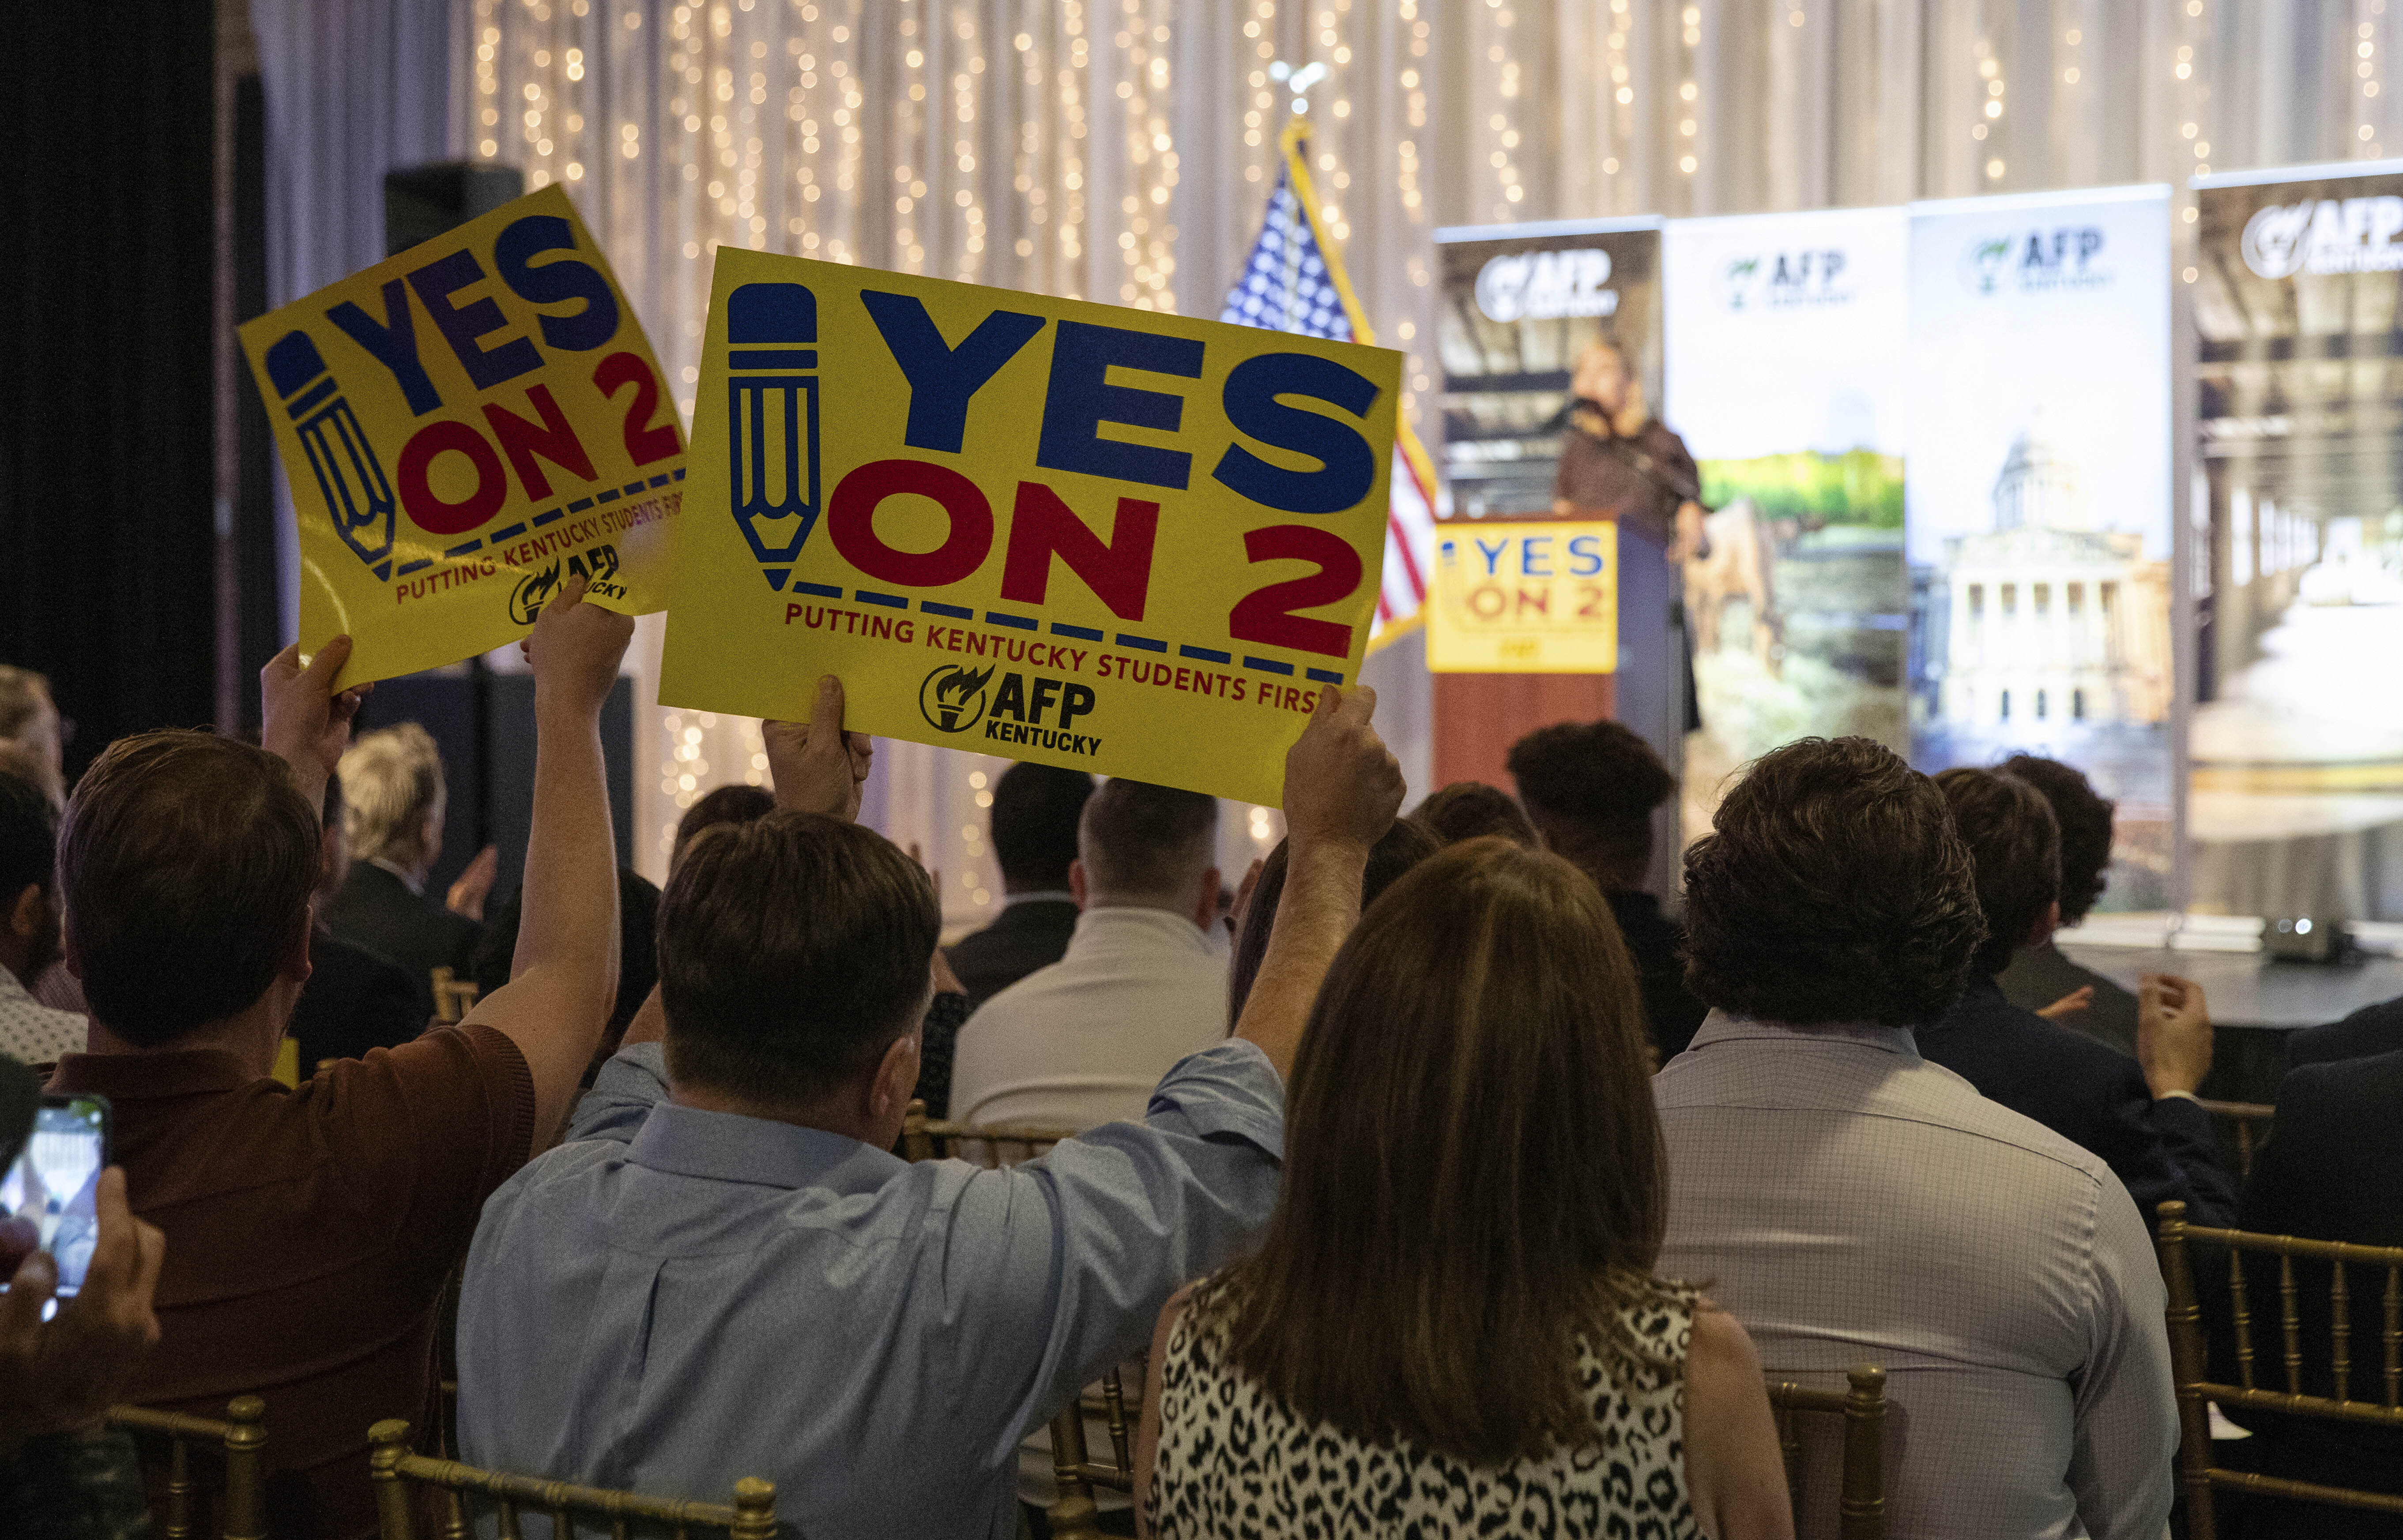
[1904,185,2177,912]
[2191,161,2403,919]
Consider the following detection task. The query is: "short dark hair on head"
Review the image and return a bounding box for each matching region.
[2000,755,2114,925]
[659,811,939,1107]
[60,732,320,1046]
[0,770,57,899]
[1505,721,1672,886]
[1411,781,1537,849]
[672,783,777,871]
[1228,819,1440,1024]
[989,763,1095,890]
[1079,779,1217,896]
[1938,768,2062,978]
[1682,737,1984,1029]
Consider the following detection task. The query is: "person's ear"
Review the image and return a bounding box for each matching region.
[280,903,315,984]
[1193,866,1223,933]
[2024,899,2061,952]
[1068,859,1089,909]
[6,883,39,942]
[868,1027,922,1126]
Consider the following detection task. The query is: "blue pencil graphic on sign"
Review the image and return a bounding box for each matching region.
[726,282,821,591]
[265,330,397,581]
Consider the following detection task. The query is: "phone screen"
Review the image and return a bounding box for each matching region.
[2,1096,110,1300]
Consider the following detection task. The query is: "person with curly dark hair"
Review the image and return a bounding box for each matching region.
[1657,737,2178,1540]
[1917,767,2232,1231]
[1407,780,1537,850]
[1506,720,1708,1058]
[1993,755,2141,1056]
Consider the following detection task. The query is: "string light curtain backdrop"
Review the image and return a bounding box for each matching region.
[452,0,2399,911]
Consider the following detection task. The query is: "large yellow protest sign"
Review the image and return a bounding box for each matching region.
[239,185,682,683]
[1427,520,1618,673]
[660,252,1401,806]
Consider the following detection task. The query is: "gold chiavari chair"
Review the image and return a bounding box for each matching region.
[1763,1366,1887,1540]
[896,1101,1133,1539]
[367,1420,777,1540]
[106,1395,268,1540]
[2155,1199,2403,1538]
[2196,1099,2276,1183]
[429,967,480,1026]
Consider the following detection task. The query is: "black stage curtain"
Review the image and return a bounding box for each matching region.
[1,1,220,782]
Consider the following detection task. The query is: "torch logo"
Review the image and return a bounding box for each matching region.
[919,664,994,734]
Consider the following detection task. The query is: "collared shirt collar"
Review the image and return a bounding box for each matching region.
[368,857,426,897]
[0,966,39,1009]
[49,1045,257,1099]
[1069,903,1212,954]
[1003,890,1076,909]
[626,1100,907,1195]
[1685,1008,1921,1059]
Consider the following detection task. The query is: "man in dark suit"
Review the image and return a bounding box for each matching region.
[288,772,426,1073]
[1918,767,2236,1227]
[2211,1046,2403,1535]
[942,763,1093,1013]
[2287,994,2403,1067]
[1507,720,1710,1060]
[318,722,482,1023]
[1994,755,2141,1058]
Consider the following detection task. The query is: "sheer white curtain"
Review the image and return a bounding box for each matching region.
[435,0,2392,905]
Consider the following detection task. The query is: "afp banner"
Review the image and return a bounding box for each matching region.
[1662,207,1911,843]
[2191,162,2403,918]
[239,185,683,682]
[659,252,1401,808]
[1906,185,2175,909]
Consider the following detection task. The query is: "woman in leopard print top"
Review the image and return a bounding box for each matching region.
[1131,838,1792,1539]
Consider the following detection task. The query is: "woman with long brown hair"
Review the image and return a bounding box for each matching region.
[1134,837,1790,1538]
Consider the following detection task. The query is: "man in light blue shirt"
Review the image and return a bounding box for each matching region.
[457,678,1405,1538]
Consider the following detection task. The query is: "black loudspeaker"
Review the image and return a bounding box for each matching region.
[383,162,525,257]
[353,674,636,909]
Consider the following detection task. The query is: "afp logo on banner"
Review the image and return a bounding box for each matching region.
[2242,197,2403,279]
[1959,228,2111,296]
[1474,248,1619,323]
[1713,249,1853,312]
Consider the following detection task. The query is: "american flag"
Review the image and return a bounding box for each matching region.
[1219,122,1438,645]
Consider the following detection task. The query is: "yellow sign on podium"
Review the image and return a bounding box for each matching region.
[1427,521,1617,673]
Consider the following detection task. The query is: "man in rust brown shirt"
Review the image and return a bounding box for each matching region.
[47,580,632,1538]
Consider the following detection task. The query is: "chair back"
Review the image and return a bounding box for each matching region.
[368,1420,776,1540]
[106,1395,268,1540]
[429,967,480,1025]
[1763,1366,1887,1540]
[2196,1099,2275,1182]
[2155,1199,2403,1538]
[894,1102,1128,1538]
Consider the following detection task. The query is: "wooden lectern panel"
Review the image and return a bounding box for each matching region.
[1431,671,1616,791]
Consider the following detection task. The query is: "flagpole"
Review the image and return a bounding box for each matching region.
[1277,115,1438,648]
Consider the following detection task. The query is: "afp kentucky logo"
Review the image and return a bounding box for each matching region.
[725,282,822,593]
[1716,249,1851,312]
[920,664,994,734]
[1960,228,2109,296]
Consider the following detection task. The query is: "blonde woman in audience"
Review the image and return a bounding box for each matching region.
[1136,837,1791,1540]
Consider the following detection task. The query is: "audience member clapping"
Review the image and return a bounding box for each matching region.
[456,681,1401,1538]
[1993,754,2140,1052]
[1918,767,2234,1227]
[1656,736,2177,1540]
[1138,835,1789,1539]
[46,582,630,1537]
[1507,720,1710,1058]
[322,722,487,1024]
[0,773,82,1066]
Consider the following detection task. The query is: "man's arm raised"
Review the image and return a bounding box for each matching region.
[463,579,633,1142]
[1232,685,1405,1081]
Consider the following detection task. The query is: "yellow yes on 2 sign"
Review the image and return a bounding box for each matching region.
[660,251,1402,807]
[1427,521,1618,673]
[238,184,683,684]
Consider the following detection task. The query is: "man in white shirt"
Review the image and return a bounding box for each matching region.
[950,779,1227,1131]
[1656,735,2177,1540]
